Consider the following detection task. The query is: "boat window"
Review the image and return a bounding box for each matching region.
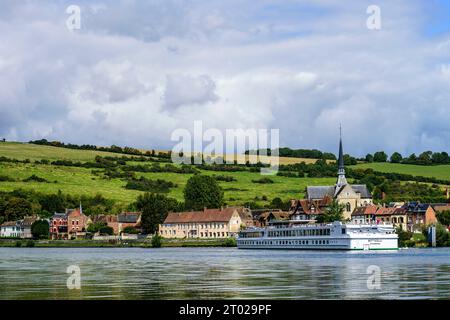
[342,228,346,234]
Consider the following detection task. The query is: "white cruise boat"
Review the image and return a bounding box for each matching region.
[237,219,398,251]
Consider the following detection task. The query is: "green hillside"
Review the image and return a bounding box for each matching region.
[352,162,450,181]
[2,142,449,208]
[0,142,334,206]
[0,141,130,161]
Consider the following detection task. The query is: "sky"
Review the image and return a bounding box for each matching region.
[1,0,450,157]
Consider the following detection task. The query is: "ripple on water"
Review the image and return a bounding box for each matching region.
[0,247,449,299]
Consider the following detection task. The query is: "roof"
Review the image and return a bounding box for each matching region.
[403,202,431,213]
[118,212,141,223]
[376,207,397,216]
[163,207,239,224]
[21,216,39,227]
[268,211,290,220]
[431,204,450,213]
[352,205,406,217]
[1,221,18,227]
[291,196,332,215]
[352,205,378,216]
[307,184,372,200]
[52,213,67,219]
[306,186,335,199]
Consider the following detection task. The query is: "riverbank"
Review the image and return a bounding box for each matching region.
[0,237,237,248]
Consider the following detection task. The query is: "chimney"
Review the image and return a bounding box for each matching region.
[381,192,386,201]
[204,207,207,212]
[446,187,449,200]
[220,206,223,211]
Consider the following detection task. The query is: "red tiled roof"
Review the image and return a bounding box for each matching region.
[352,205,379,216]
[375,207,397,216]
[164,207,239,223]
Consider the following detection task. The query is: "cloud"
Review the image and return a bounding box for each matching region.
[163,74,218,110]
[0,0,449,157]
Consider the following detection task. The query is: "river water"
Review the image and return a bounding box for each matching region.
[0,247,449,299]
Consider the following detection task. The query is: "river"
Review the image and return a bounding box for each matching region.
[0,247,449,299]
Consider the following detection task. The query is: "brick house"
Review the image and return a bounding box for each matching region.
[67,208,91,239]
[109,212,142,235]
[50,213,68,239]
[159,207,244,239]
[404,202,437,232]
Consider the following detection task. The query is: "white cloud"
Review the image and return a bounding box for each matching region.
[0,0,449,157]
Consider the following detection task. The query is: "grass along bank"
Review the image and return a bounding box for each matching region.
[0,238,237,248]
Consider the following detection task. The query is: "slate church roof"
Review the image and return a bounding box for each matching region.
[306,184,372,200]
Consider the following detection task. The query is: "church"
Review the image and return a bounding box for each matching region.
[302,132,372,220]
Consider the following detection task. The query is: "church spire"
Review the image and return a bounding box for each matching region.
[336,125,348,188]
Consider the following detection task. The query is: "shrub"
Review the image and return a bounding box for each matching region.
[25,240,35,247]
[251,177,274,184]
[15,241,22,247]
[223,237,237,247]
[151,234,162,248]
[23,175,50,183]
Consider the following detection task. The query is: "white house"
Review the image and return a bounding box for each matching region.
[0,221,24,238]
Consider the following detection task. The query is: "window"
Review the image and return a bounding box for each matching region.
[346,203,351,212]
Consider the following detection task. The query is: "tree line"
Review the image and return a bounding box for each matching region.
[363,151,450,165]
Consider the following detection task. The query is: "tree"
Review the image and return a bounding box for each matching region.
[40,192,65,213]
[4,197,33,221]
[270,197,284,209]
[184,175,224,210]
[343,154,357,165]
[390,152,403,163]
[87,222,106,233]
[123,226,139,234]
[99,225,114,235]
[365,154,374,163]
[151,233,162,248]
[396,227,412,247]
[31,220,50,239]
[316,200,345,223]
[135,193,181,234]
[418,151,433,165]
[373,151,388,162]
[436,210,450,226]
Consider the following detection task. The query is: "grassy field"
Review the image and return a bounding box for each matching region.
[0,142,319,165]
[2,142,449,207]
[0,142,336,206]
[352,162,450,181]
[0,142,129,161]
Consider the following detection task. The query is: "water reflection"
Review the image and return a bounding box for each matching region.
[0,247,449,299]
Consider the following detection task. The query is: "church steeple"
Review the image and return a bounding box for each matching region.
[336,125,348,188]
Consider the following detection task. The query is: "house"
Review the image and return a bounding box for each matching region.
[108,212,142,235]
[391,208,408,231]
[351,205,408,230]
[20,216,39,239]
[250,209,281,227]
[236,207,254,228]
[351,205,378,224]
[404,202,437,232]
[159,207,244,239]
[67,208,91,239]
[289,196,333,221]
[50,213,68,240]
[305,133,372,220]
[0,221,23,238]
